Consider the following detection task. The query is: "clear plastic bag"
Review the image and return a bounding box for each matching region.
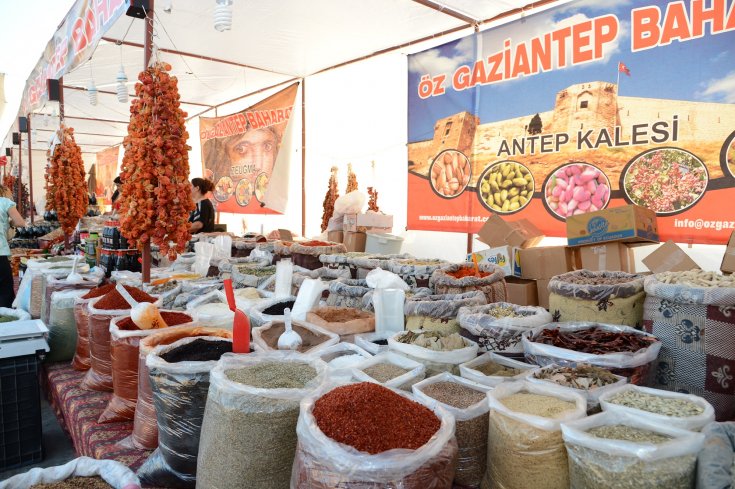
[404,291,486,334]
[697,422,735,489]
[352,351,426,390]
[458,302,552,354]
[388,330,479,376]
[413,373,492,488]
[0,456,140,489]
[430,262,507,304]
[196,352,327,489]
[0,307,30,323]
[355,331,394,355]
[326,278,372,309]
[252,319,339,354]
[248,296,297,328]
[460,352,538,387]
[291,379,458,489]
[42,272,103,325]
[561,410,704,489]
[186,291,234,329]
[72,296,94,371]
[333,190,366,215]
[45,290,89,363]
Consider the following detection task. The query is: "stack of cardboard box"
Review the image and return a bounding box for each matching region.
[721,231,735,274]
[330,212,393,252]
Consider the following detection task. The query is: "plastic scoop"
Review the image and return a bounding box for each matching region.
[277,308,302,351]
[65,256,85,284]
[471,253,480,275]
[115,284,167,330]
[223,278,251,353]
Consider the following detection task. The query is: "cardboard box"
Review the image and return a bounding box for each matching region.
[343,213,393,233]
[343,231,366,252]
[505,277,538,306]
[468,246,521,277]
[642,240,700,273]
[536,279,551,309]
[476,214,544,249]
[327,230,344,244]
[519,246,575,280]
[566,205,658,246]
[577,243,635,272]
[721,231,735,274]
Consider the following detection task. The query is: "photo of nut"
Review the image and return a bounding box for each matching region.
[430,150,471,198]
[477,161,535,213]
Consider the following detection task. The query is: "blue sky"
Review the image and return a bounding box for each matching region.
[408,0,735,142]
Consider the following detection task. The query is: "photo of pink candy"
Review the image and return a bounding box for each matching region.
[544,163,611,220]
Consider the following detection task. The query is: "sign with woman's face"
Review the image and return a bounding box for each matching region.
[200,83,298,214]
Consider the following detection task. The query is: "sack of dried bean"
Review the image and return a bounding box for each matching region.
[696,422,735,489]
[548,270,647,328]
[643,272,735,421]
[388,329,479,376]
[290,241,347,270]
[388,258,449,288]
[136,336,233,488]
[522,322,662,386]
[247,296,297,328]
[458,302,552,354]
[41,272,103,325]
[561,410,704,489]
[45,290,89,363]
[352,351,426,390]
[483,381,587,489]
[99,311,196,424]
[430,263,507,304]
[460,352,537,387]
[350,253,413,279]
[0,456,141,489]
[124,326,232,451]
[72,284,116,371]
[291,381,459,489]
[326,278,373,310]
[404,291,486,334]
[413,373,492,488]
[196,352,327,489]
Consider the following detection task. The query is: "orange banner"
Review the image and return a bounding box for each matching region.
[95,146,118,205]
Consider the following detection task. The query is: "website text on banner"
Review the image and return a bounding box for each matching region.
[407,0,735,244]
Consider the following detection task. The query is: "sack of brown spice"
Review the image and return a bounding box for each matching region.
[352,351,426,390]
[457,302,552,354]
[560,410,704,489]
[0,456,140,489]
[413,373,492,488]
[196,352,327,489]
[459,352,537,387]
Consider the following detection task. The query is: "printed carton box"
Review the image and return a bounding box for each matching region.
[468,245,521,277]
[566,205,658,246]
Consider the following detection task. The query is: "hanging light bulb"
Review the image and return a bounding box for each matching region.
[214,0,233,31]
[88,79,98,105]
[116,66,128,103]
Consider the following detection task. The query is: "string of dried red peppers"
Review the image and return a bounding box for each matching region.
[45,125,87,235]
[119,62,194,260]
[533,326,656,354]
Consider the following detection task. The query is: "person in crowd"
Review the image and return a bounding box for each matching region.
[189,178,216,234]
[0,184,26,307]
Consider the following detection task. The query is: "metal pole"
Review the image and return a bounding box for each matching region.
[141,0,155,283]
[27,115,34,223]
[58,76,65,121]
[17,133,22,217]
[301,79,306,238]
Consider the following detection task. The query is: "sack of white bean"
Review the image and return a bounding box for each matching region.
[643,271,735,421]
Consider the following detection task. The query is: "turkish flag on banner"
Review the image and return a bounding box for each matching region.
[618,61,631,76]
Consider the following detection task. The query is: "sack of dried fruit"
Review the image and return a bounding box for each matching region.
[291,381,459,489]
[387,258,449,288]
[290,241,347,270]
[388,329,479,376]
[404,291,486,334]
[458,302,552,354]
[325,278,373,310]
[196,352,327,489]
[548,270,646,328]
[430,263,506,304]
[643,271,735,421]
[0,456,140,489]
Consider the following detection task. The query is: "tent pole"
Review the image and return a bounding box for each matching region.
[466,233,472,256]
[301,78,306,238]
[27,115,34,223]
[58,76,65,121]
[141,0,155,284]
[17,130,22,217]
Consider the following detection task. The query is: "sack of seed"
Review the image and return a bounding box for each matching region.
[404,291,486,334]
[561,410,704,489]
[196,352,327,489]
[430,263,507,304]
[248,296,297,328]
[136,336,233,488]
[326,278,372,310]
[352,351,426,391]
[412,373,492,488]
[459,352,537,387]
[458,302,552,354]
[0,456,140,489]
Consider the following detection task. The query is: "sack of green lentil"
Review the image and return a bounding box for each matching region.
[561,410,704,489]
[387,258,449,289]
[413,373,492,488]
[248,296,298,328]
[45,290,89,363]
[196,352,327,489]
[253,319,339,354]
[0,307,31,324]
[430,263,507,304]
[230,262,276,288]
[388,329,479,375]
[697,421,735,489]
[548,270,646,328]
[458,302,552,354]
[460,352,537,387]
[643,272,735,421]
[0,456,141,489]
[598,384,715,431]
[325,278,373,309]
[291,380,459,489]
[483,381,587,489]
[352,351,426,390]
[404,291,486,334]
[137,336,233,488]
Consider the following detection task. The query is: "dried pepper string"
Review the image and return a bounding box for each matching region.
[45,125,87,235]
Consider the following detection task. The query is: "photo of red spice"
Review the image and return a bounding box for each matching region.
[622,148,708,215]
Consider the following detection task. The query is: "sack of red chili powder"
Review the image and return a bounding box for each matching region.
[291,381,458,489]
[98,311,196,424]
[430,263,507,304]
[72,284,115,371]
[81,286,158,392]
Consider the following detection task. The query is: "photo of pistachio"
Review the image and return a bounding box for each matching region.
[477,161,534,213]
[429,149,471,198]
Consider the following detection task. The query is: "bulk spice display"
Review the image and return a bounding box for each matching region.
[475,361,523,377]
[118,62,194,262]
[93,286,155,310]
[361,363,410,382]
[258,322,330,353]
[532,365,619,391]
[532,326,655,354]
[396,330,466,350]
[44,125,87,236]
[447,267,490,279]
[606,389,704,417]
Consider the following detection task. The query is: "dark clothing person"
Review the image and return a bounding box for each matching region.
[189,199,215,233]
[0,256,14,308]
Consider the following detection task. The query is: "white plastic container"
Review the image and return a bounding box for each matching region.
[373,288,405,334]
[365,232,404,255]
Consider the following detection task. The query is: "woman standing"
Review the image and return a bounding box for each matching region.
[0,184,26,307]
[189,178,215,234]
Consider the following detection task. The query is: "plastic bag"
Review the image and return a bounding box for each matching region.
[252,319,339,354]
[310,342,373,378]
[352,351,426,390]
[137,336,233,488]
[186,291,234,329]
[522,322,662,385]
[291,379,458,489]
[192,241,214,277]
[365,267,410,290]
[353,254,413,279]
[291,278,328,321]
[430,262,507,304]
[127,327,232,451]
[0,307,30,323]
[561,410,704,489]
[306,306,375,337]
[413,372,492,488]
[45,290,89,363]
[404,291,486,334]
[13,257,82,313]
[212,235,232,262]
[388,330,479,375]
[143,282,182,310]
[388,258,449,288]
[326,278,372,309]
[333,190,366,215]
[0,456,140,489]
[196,352,327,489]
[72,296,94,371]
[697,422,735,489]
[41,272,103,325]
[292,267,350,295]
[598,383,715,431]
[355,331,394,355]
[459,352,538,387]
[483,381,587,489]
[458,302,552,354]
[248,296,297,328]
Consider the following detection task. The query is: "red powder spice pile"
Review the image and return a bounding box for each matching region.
[300,240,332,247]
[94,286,156,310]
[81,283,115,300]
[312,382,440,454]
[446,267,490,279]
[117,312,192,331]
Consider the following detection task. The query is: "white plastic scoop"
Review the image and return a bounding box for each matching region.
[277,308,302,351]
[65,256,85,284]
[115,284,167,330]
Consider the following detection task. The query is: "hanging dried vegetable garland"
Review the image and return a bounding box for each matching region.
[367,186,379,212]
[320,166,339,232]
[119,62,194,260]
[346,163,358,193]
[45,125,87,234]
